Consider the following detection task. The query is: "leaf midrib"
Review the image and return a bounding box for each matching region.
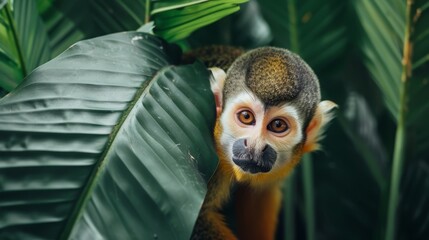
[59,65,167,239]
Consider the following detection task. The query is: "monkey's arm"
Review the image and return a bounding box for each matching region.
[191,122,237,240]
[235,183,282,240]
[191,168,237,240]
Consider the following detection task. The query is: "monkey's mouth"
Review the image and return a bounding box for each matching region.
[232,157,273,174]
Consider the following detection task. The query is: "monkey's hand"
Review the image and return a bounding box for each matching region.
[191,210,237,240]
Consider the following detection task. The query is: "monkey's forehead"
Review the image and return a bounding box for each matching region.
[246,48,318,105]
[224,47,321,122]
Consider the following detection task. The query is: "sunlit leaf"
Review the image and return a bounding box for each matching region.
[153,0,248,42]
[152,0,209,14]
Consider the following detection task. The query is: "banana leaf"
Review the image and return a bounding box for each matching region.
[0,32,218,239]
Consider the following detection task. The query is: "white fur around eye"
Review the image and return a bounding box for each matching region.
[279,105,303,144]
[268,104,303,167]
[220,91,264,161]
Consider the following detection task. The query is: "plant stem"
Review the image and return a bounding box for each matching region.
[285,172,295,240]
[384,0,413,239]
[302,154,315,240]
[287,0,299,51]
[145,0,151,23]
[284,0,299,238]
[384,79,407,240]
[4,1,27,77]
[287,0,316,239]
[286,0,316,239]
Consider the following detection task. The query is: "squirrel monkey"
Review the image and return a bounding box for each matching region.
[191,47,336,240]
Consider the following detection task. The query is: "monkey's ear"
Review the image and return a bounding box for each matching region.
[303,100,337,153]
[209,67,226,117]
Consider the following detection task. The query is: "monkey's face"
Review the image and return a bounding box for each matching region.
[219,91,304,177]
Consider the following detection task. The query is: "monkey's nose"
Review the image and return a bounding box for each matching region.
[262,144,268,152]
[261,145,277,166]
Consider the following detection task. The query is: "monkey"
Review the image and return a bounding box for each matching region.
[190,46,336,240]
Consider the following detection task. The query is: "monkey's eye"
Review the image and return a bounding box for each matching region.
[267,119,289,133]
[237,110,255,125]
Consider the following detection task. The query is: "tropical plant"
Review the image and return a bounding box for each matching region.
[355,0,429,239]
[0,0,428,239]
[0,0,243,239]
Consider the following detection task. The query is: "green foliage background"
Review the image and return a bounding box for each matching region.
[1,0,428,239]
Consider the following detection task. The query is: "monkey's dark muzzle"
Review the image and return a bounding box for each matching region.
[232,139,277,174]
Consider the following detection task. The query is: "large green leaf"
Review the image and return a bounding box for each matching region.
[0,32,217,239]
[0,0,51,91]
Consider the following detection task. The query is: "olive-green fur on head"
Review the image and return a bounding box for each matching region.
[223,47,321,127]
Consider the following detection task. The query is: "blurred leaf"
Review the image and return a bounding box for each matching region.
[0,32,217,239]
[312,117,383,240]
[153,0,248,42]
[400,161,429,240]
[407,0,429,159]
[309,90,389,240]
[227,0,271,47]
[188,0,272,49]
[258,1,391,239]
[0,0,51,91]
[354,0,404,118]
[38,0,147,57]
[356,0,429,239]
[341,93,388,189]
[258,0,347,70]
